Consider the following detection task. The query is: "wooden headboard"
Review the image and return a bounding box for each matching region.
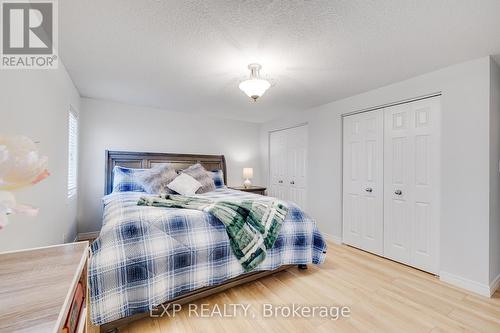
[105,150,227,195]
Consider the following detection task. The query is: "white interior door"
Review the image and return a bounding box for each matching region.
[342,111,384,255]
[383,97,440,273]
[287,125,308,209]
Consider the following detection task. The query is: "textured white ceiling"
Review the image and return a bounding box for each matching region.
[59,0,500,122]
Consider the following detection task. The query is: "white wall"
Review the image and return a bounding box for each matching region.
[0,63,81,252]
[261,56,494,293]
[490,58,500,288]
[78,98,262,233]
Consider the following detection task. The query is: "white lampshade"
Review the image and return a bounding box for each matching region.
[239,63,271,101]
[239,79,271,101]
[243,168,253,179]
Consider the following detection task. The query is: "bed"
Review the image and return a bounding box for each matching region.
[88,151,327,332]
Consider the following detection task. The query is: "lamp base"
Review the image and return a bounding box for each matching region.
[243,179,252,189]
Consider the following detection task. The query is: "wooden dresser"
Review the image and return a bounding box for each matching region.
[229,186,267,195]
[0,241,89,333]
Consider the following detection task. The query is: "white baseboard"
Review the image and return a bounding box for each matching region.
[439,271,492,297]
[75,231,100,242]
[322,232,342,245]
[489,273,500,296]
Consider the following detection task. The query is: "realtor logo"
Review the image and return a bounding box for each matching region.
[1,0,58,69]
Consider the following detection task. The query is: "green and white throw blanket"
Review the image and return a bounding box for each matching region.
[138,194,288,271]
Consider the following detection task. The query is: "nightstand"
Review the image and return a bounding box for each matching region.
[229,185,267,195]
[0,241,89,333]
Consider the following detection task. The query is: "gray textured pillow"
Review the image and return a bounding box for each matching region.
[138,164,178,194]
[181,163,216,194]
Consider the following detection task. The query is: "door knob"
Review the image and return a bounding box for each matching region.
[395,189,402,195]
[365,187,373,193]
[290,181,295,185]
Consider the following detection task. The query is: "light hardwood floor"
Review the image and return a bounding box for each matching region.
[118,241,500,333]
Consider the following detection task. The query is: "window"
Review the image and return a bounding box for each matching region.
[67,105,78,198]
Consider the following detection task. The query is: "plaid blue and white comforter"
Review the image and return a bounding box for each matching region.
[89,188,327,325]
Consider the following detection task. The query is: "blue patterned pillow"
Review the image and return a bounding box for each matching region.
[210,169,226,189]
[112,166,146,192]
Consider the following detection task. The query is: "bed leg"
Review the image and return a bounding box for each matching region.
[298,264,308,270]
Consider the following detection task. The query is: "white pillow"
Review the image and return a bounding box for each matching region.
[166,173,202,196]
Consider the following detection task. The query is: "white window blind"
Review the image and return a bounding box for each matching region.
[67,106,78,198]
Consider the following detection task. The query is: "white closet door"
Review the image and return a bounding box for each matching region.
[269,130,288,199]
[383,97,440,273]
[287,125,308,209]
[342,111,384,255]
[269,125,308,208]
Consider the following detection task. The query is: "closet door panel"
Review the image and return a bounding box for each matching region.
[343,111,384,254]
[409,99,440,273]
[269,125,308,208]
[383,97,440,273]
[286,125,308,209]
[269,130,288,200]
[343,116,364,248]
[384,104,412,264]
[361,111,384,253]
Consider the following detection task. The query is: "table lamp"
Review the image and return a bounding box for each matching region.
[243,168,253,188]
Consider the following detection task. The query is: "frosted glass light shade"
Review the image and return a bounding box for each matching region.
[239,78,271,101]
[243,168,253,179]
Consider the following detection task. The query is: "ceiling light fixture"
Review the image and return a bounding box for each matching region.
[238,63,271,102]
